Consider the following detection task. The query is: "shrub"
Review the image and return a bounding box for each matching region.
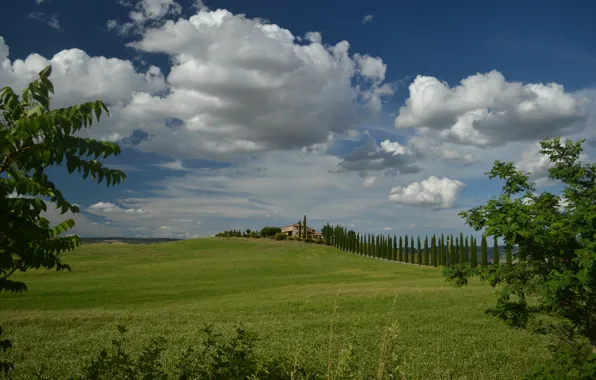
[315,239,323,244]
[274,233,287,241]
[260,226,282,237]
[305,238,314,243]
[72,324,313,380]
[286,236,294,241]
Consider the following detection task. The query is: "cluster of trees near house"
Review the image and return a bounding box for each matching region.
[216,215,324,242]
[215,226,280,238]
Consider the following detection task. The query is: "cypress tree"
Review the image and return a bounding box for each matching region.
[470,237,478,268]
[303,215,307,239]
[389,236,392,260]
[441,234,447,266]
[375,235,379,258]
[430,234,437,267]
[410,236,414,264]
[404,235,409,263]
[387,236,391,260]
[450,235,456,265]
[493,236,500,265]
[424,236,429,266]
[388,236,392,260]
[481,234,488,267]
[393,235,397,261]
[459,233,466,264]
[360,234,364,255]
[399,236,403,262]
[465,236,470,263]
[506,243,513,267]
[417,237,422,265]
[438,234,443,265]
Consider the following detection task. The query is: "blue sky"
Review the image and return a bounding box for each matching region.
[1,0,595,238]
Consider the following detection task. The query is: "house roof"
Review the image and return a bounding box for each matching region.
[281,224,319,232]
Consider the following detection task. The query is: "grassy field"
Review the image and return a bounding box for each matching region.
[0,238,549,379]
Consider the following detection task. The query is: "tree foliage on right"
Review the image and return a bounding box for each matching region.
[443,137,596,377]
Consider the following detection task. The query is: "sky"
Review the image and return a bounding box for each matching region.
[1,0,595,239]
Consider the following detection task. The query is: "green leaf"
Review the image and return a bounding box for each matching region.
[39,65,52,79]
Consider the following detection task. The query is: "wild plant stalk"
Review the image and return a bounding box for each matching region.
[327,289,340,380]
[376,295,399,379]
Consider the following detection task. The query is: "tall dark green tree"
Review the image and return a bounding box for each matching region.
[388,236,392,260]
[303,215,307,239]
[481,234,488,267]
[410,236,415,264]
[393,235,397,261]
[417,237,422,265]
[470,237,478,268]
[443,234,448,265]
[450,235,456,265]
[0,66,126,375]
[437,234,442,266]
[399,236,403,262]
[424,236,429,266]
[431,235,437,266]
[459,233,466,264]
[493,236,500,265]
[465,236,470,263]
[404,235,409,263]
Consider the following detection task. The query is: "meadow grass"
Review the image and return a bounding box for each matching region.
[0,238,549,378]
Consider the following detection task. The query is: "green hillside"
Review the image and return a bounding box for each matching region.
[0,238,548,379]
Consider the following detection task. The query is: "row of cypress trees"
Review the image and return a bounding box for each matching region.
[321,224,507,267]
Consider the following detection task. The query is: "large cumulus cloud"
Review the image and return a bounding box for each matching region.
[395,70,590,147]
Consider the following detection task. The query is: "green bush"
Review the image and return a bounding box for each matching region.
[274,233,287,241]
[523,340,596,379]
[315,239,323,244]
[286,236,294,241]
[305,238,314,243]
[260,226,282,237]
[71,324,314,380]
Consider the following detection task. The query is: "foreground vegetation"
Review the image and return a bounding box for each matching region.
[0,238,549,379]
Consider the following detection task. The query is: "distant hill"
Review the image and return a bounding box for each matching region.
[80,237,182,245]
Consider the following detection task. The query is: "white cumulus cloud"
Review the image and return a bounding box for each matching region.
[395,70,590,147]
[388,176,466,209]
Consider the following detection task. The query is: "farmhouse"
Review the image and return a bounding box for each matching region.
[281,224,324,240]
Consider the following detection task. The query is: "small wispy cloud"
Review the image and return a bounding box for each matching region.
[155,160,192,172]
[35,0,47,4]
[362,15,374,24]
[28,12,61,30]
